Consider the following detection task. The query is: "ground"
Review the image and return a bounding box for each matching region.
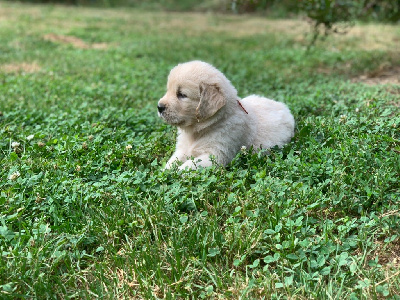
[0,1,399,299]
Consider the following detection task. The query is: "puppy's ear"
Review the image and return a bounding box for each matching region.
[196,83,226,120]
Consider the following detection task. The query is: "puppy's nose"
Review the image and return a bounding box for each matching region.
[157,103,166,113]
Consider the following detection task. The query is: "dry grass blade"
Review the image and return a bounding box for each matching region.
[43,33,109,49]
[1,62,41,73]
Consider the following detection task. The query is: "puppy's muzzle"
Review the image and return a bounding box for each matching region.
[157,103,166,114]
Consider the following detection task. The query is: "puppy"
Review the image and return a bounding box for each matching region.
[158,61,295,170]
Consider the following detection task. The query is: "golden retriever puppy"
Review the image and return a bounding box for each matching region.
[158,61,295,170]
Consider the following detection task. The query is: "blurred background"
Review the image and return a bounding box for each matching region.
[7,0,399,46]
[7,0,400,21]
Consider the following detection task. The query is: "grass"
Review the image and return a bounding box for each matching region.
[1,1,400,299]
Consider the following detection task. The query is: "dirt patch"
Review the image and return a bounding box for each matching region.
[1,62,41,73]
[352,65,400,85]
[43,34,109,50]
[371,239,400,270]
[367,211,400,267]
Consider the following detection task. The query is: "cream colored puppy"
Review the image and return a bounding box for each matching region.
[158,61,295,170]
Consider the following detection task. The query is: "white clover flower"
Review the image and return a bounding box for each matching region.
[11,142,20,148]
[9,171,20,180]
[125,144,133,150]
[241,146,247,151]
[27,135,34,141]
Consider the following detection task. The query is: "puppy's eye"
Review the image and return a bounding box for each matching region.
[177,91,187,99]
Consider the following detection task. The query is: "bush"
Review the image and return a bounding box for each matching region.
[231,0,400,22]
[298,0,400,46]
[231,0,400,46]
[299,0,361,47]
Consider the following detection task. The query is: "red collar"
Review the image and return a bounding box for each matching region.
[237,100,248,114]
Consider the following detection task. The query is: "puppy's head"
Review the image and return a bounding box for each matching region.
[158,61,236,127]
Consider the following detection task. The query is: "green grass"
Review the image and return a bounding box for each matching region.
[1,2,400,299]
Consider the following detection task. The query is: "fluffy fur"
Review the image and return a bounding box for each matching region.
[158,60,295,170]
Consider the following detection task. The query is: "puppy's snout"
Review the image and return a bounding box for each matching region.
[157,103,166,114]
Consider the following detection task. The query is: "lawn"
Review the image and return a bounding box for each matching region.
[0,2,399,299]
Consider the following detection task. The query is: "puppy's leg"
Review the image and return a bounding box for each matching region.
[179,154,213,170]
[165,151,187,169]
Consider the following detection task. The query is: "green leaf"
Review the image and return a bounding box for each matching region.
[205,285,213,295]
[9,152,18,161]
[233,254,246,267]
[349,262,357,274]
[295,216,303,226]
[317,255,326,267]
[376,284,389,296]
[264,253,280,264]
[264,255,275,264]
[338,252,349,266]
[298,124,312,138]
[264,229,275,235]
[179,215,188,224]
[0,283,15,293]
[0,226,15,241]
[274,223,282,232]
[380,108,394,117]
[275,282,284,289]
[356,278,370,289]
[284,276,293,286]
[233,259,241,267]
[207,248,220,257]
[248,259,260,269]
[200,211,208,217]
[320,266,331,275]
[151,158,158,166]
[349,293,358,300]
[286,254,299,261]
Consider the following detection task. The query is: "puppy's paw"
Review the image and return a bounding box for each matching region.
[164,157,182,170]
[179,160,197,171]
[163,162,172,170]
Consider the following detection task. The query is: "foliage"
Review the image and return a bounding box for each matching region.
[299,0,360,48]
[231,0,400,47]
[0,2,400,298]
[298,0,400,47]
